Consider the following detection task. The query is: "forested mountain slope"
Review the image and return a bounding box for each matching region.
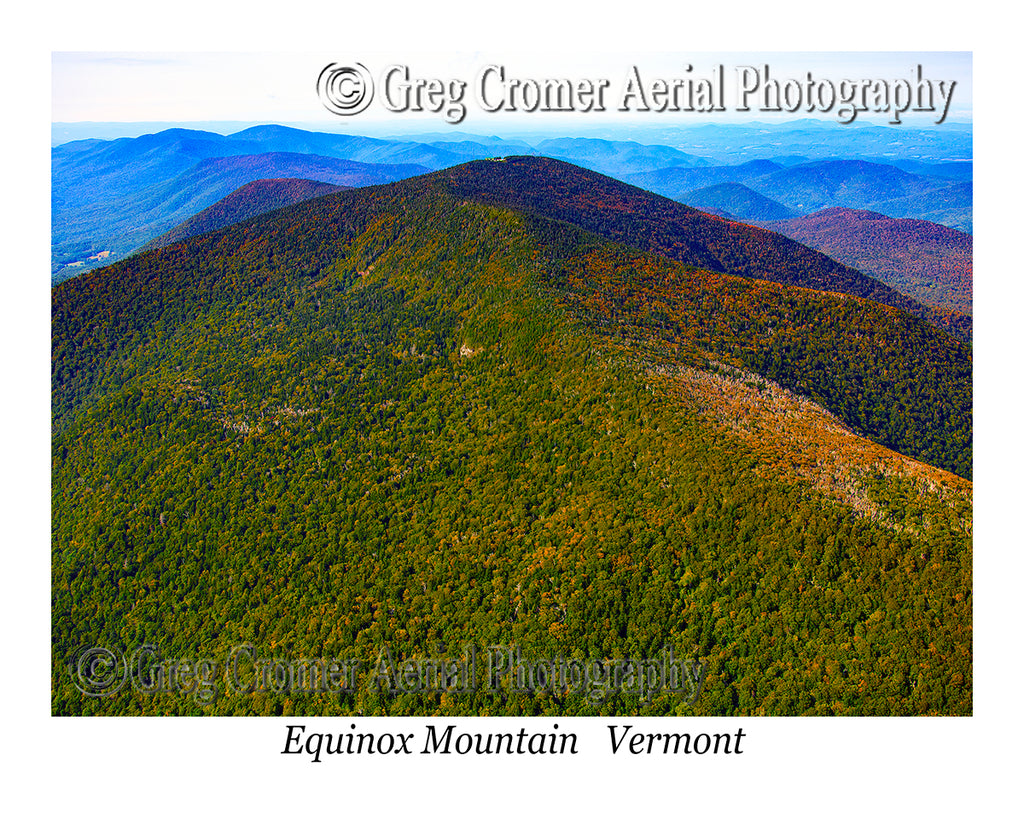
[52,159,972,716]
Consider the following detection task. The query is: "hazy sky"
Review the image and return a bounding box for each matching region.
[52,51,972,131]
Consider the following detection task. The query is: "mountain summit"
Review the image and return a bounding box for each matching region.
[431,157,969,340]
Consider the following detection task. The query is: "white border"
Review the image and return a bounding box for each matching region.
[12,3,1020,815]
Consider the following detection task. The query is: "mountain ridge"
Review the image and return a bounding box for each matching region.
[759,207,972,316]
[677,182,797,221]
[625,157,972,233]
[54,156,972,478]
[434,156,970,341]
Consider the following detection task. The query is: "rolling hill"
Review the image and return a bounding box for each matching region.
[753,160,973,231]
[634,121,972,165]
[756,160,942,210]
[760,208,972,316]
[52,157,971,717]
[677,182,796,221]
[860,180,973,234]
[627,158,973,233]
[535,137,713,176]
[144,178,346,250]
[624,159,784,197]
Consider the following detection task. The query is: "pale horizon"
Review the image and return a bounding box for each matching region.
[52,51,973,138]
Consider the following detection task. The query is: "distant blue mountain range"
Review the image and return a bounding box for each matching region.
[52,123,973,281]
